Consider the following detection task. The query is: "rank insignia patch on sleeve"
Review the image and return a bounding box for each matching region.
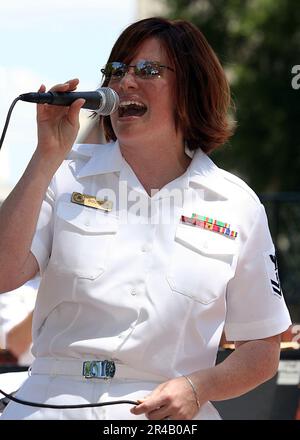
[265,252,282,297]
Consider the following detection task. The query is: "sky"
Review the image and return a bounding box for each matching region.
[0,0,137,189]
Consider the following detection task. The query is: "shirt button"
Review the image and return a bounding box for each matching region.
[131,289,137,296]
[84,220,90,227]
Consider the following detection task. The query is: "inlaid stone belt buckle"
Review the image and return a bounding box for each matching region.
[83,360,116,379]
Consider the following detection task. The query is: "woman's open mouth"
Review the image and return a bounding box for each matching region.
[118,100,147,118]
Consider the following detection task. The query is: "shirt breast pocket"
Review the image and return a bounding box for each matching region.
[51,201,118,280]
[166,224,237,304]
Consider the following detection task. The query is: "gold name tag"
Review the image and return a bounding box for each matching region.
[71,192,113,212]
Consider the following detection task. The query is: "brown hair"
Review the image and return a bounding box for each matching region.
[100,17,234,153]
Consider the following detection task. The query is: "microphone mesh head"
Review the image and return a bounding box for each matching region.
[97,87,119,115]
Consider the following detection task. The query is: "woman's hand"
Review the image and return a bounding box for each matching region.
[131,336,282,421]
[130,376,200,420]
[36,78,85,163]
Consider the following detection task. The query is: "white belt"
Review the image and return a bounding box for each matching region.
[30,358,167,382]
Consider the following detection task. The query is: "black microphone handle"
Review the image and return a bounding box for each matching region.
[19,91,102,110]
[50,91,101,109]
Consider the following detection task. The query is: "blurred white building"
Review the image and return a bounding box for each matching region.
[137,0,167,17]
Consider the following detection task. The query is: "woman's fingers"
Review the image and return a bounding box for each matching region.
[38,84,46,93]
[49,78,79,93]
[67,98,86,127]
[35,79,83,153]
[37,79,82,121]
[38,78,79,95]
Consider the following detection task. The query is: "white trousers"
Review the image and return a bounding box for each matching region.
[1,358,221,420]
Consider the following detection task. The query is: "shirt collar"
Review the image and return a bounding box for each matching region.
[76,141,189,196]
[76,141,123,178]
[75,141,229,200]
[187,147,230,200]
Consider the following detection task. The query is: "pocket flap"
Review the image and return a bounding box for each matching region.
[175,223,237,256]
[56,201,118,234]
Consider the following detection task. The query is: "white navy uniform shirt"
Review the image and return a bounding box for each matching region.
[30,141,291,379]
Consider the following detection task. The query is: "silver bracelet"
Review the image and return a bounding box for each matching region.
[182,375,201,409]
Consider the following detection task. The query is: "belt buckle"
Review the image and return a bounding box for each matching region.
[83,360,116,379]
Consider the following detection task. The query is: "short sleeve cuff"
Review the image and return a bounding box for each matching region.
[224,313,291,341]
[31,235,50,275]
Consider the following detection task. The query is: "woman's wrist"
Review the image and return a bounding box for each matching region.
[182,375,201,409]
[32,147,64,178]
[183,369,214,409]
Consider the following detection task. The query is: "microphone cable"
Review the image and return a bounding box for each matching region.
[0,388,139,410]
[0,97,21,152]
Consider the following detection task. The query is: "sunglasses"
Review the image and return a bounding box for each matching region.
[101,60,174,80]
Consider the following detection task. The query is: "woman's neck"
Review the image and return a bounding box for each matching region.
[119,139,192,195]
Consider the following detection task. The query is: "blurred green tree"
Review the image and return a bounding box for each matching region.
[165,0,300,192]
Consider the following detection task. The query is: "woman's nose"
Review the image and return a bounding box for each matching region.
[119,68,138,89]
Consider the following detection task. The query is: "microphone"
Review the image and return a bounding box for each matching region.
[18,87,119,115]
